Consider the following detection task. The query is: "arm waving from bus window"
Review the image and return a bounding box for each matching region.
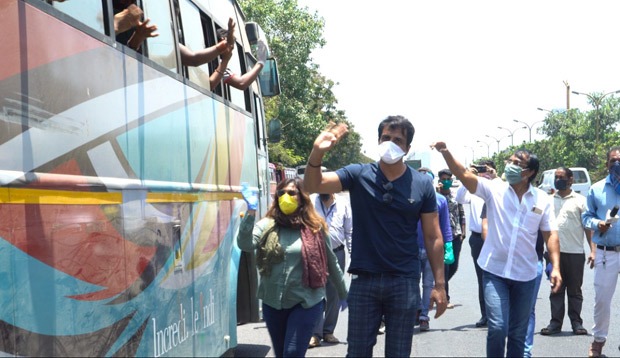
[180,18,235,67]
[213,29,267,91]
[114,4,142,34]
[127,18,158,51]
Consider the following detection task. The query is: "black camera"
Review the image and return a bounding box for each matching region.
[475,165,487,173]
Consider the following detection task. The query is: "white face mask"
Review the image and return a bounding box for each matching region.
[378,141,406,164]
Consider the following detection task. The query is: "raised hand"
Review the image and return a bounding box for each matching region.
[240,182,258,211]
[256,39,268,64]
[226,18,236,49]
[430,141,447,152]
[313,122,348,152]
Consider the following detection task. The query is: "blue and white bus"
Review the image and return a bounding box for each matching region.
[0,0,278,356]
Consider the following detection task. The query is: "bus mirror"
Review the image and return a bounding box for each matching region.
[268,119,282,143]
[245,22,260,45]
[259,58,281,97]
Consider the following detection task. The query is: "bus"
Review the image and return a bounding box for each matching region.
[268,163,296,197]
[1,0,279,356]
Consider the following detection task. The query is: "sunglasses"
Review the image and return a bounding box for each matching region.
[277,189,299,197]
[382,182,393,205]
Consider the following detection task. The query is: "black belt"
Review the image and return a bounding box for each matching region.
[333,245,344,252]
[597,245,620,252]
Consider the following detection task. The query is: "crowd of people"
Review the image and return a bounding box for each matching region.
[238,115,619,357]
[50,0,266,92]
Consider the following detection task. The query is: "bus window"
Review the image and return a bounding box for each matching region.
[225,37,246,109]
[178,0,211,89]
[143,0,178,72]
[47,0,105,34]
[285,167,296,180]
[254,94,265,149]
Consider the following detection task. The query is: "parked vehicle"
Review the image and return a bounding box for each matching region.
[295,164,327,180]
[538,167,591,196]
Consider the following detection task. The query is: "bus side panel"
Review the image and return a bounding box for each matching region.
[0,1,259,356]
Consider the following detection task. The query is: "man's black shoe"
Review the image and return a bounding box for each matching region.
[475,317,488,327]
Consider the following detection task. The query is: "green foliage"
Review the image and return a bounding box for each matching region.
[476,95,620,185]
[239,0,366,168]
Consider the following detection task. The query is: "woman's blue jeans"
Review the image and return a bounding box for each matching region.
[262,301,324,357]
[483,270,536,357]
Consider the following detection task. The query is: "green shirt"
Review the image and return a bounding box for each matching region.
[238,214,347,309]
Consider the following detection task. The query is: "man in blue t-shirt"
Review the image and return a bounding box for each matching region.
[304,116,447,357]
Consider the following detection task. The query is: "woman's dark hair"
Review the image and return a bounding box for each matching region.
[377,115,414,146]
[266,178,326,232]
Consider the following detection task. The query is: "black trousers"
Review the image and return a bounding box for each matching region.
[548,252,585,329]
[445,234,463,302]
[468,232,485,319]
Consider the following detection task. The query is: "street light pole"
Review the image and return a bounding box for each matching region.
[485,134,503,154]
[497,125,526,147]
[464,145,475,165]
[513,118,544,143]
[477,140,490,158]
[572,89,620,150]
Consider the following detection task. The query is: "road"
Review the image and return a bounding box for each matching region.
[234,203,620,357]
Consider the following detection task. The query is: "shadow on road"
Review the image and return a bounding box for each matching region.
[234,344,271,357]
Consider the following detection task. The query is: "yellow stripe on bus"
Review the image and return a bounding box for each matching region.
[0,188,242,205]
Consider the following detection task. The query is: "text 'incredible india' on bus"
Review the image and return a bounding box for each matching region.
[0,0,280,356]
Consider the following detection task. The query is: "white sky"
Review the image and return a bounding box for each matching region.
[297,0,620,171]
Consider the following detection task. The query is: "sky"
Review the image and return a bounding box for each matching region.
[296,0,620,172]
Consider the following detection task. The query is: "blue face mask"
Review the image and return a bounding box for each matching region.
[609,162,620,195]
[504,164,523,185]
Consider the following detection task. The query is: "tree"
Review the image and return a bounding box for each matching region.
[239,0,366,167]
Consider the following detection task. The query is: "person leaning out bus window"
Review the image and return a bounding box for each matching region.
[238,179,347,357]
[209,28,267,91]
[112,0,236,62]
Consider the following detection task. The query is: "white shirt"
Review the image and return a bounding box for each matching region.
[455,184,484,234]
[553,190,588,254]
[311,194,353,253]
[475,178,557,281]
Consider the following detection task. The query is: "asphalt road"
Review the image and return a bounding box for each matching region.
[234,203,620,357]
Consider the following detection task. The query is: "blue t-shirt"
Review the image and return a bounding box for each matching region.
[417,194,452,247]
[336,162,437,276]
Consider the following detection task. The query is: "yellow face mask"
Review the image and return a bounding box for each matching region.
[278,193,299,215]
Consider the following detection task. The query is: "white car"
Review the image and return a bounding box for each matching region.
[538,167,591,196]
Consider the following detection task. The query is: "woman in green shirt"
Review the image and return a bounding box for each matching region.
[239,178,348,357]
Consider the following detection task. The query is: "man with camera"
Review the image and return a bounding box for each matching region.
[455,161,497,327]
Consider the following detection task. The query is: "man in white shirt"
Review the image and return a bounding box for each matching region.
[309,192,352,347]
[455,163,495,327]
[432,142,561,357]
[541,167,593,336]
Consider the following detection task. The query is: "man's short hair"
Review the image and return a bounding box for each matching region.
[557,166,573,178]
[377,115,414,146]
[514,149,539,183]
[482,160,496,170]
[438,169,452,178]
[418,167,434,179]
[606,146,620,161]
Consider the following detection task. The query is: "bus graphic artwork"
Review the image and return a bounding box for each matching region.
[0,0,278,356]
